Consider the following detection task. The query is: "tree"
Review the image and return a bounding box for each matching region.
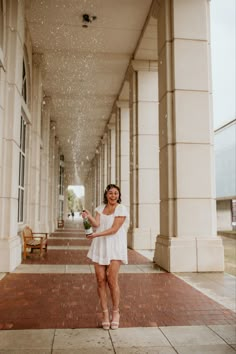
[68,189,76,211]
[75,197,83,212]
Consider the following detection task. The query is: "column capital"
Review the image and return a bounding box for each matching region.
[42,96,52,113]
[101,133,108,144]
[107,122,115,130]
[131,60,158,72]
[42,95,52,105]
[116,100,129,109]
[33,53,43,67]
[108,113,116,126]
[50,120,56,131]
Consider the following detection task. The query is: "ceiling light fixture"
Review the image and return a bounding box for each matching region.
[82,13,97,28]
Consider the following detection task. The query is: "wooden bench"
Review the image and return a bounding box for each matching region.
[22,226,48,260]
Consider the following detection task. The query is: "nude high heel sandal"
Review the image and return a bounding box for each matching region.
[102,309,110,330]
[111,309,120,330]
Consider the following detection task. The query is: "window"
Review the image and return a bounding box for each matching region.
[18,116,26,222]
[22,59,27,103]
[18,56,29,222]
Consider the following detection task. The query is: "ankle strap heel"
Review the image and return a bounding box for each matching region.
[111,309,120,330]
[102,309,110,330]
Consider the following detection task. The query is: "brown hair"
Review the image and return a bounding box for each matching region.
[103,184,121,204]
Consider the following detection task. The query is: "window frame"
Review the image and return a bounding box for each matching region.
[17,116,26,223]
[0,0,6,69]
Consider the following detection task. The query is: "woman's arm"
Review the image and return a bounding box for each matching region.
[82,210,100,228]
[87,216,126,239]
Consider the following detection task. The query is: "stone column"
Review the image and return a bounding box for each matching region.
[108,115,116,184]
[39,97,51,232]
[154,0,224,272]
[63,187,68,220]
[0,0,24,271]
[48,121,57,231]
[95,149,101,205]
[54,139,60,227]
[84,158,97,213]
[28,53,43,230]
[116,100,130,209]
[90,159,96,212]
[115,108,120,186]
[128,60,159,249]
[100,133,108,192]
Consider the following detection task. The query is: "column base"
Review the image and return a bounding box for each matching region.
[153,235,224,272]
[0,236,22,272]
[128,227,158,250]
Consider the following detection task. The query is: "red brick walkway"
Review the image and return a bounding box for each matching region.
[0,273,235,330]
[0,230,235,330]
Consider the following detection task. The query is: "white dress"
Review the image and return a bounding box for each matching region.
[87,203,129,265]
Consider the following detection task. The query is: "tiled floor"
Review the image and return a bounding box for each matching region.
[0,326,235,353]
[0,227,235,353]
[1,272,235,330]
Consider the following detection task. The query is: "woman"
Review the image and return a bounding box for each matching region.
[82,184,129,330]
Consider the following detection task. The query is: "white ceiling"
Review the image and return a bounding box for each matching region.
[25,0,157,185]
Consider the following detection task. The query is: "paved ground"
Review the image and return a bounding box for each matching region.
[222,236,236,276]
[0,224,235,353]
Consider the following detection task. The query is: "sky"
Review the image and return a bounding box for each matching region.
[210,0,236,129]
[68,185,85,198]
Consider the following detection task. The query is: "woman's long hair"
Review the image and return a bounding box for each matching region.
[103,184,121,204]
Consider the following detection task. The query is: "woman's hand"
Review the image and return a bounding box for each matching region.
[81,210,100,228]
[81,209,91,219]
[86,233,97,239]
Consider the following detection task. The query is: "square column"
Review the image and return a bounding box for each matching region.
[115,108,121,186]
[116,100,130,209]
[107,115,116,184]
[84,159,96,212]
[95,147,101,205]
[100,133,108,192]
[28,54,43,230]
[48,121,57,231]
[0,0,24,271]
[39,97,51,232]
[154,0,224,272]
[128,60,160,250]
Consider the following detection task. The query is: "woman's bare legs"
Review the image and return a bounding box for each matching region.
[94,263,110,324]
[107,260,121,325]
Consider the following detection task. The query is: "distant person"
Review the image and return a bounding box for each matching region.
[82,184,129,330]
[71,210,74,220]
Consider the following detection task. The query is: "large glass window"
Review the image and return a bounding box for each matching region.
[18,116,26,222]
[18,57,29,222]
[22,59,27,103]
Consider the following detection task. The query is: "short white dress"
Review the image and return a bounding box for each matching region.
[87,203,129,265]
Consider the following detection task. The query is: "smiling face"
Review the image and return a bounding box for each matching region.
[103,184,121,204]
[106,188,120,205]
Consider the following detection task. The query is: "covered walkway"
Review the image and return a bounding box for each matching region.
[0,0,235,351]
[0,0,225,274]
[0,224,235,352]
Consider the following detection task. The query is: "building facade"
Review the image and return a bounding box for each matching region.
[0,0,224,273]
[215,119,236,230]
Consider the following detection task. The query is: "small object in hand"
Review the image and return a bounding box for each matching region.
[82,211,93,235]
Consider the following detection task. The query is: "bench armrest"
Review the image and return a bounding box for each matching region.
[32,233,48,239]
